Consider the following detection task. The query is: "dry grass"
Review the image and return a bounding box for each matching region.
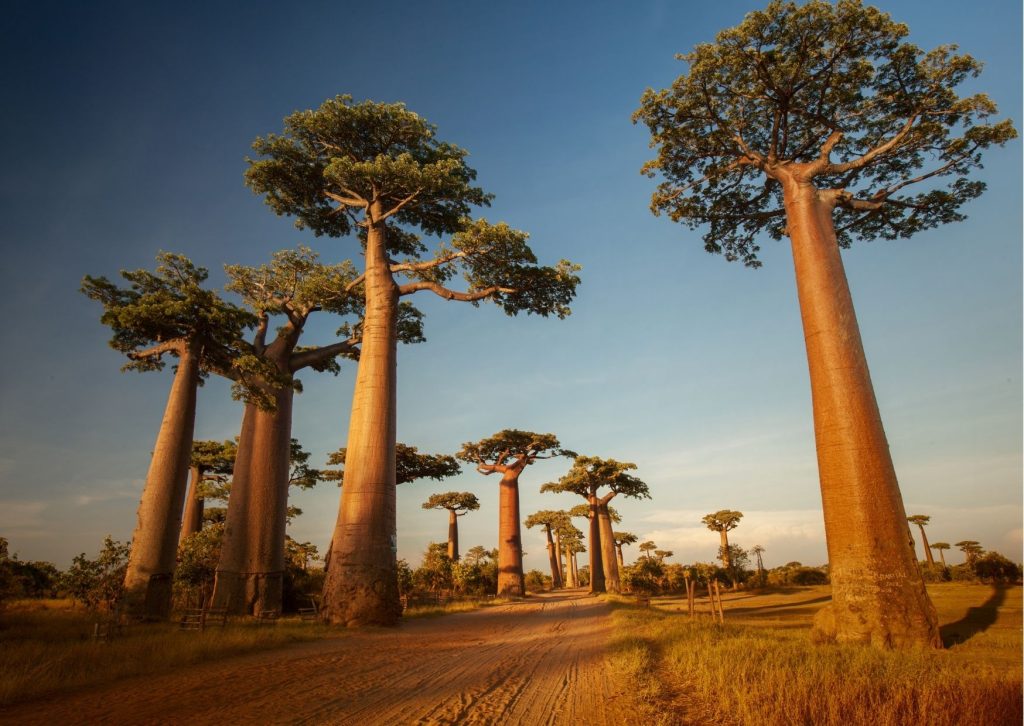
[608,584,1023,726]
[402,596,515,618]
[0,599,341,707]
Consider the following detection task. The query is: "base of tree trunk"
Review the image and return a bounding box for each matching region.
[122,573,173,620]
[497,573,525,598]
[811,581,941,649]
[321,565,402,626]
[211,571,284,616]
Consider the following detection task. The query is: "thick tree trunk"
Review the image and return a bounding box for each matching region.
[783,180,940,648]
[178,466,205,545]
[322,213,401,626]
[447,510,460,562]
[496,469,525,597]
[544,525,562,589]
[122,345,200,620]
[587,496,605,594]
[212,383,293,615]
[916,525,935,568]
[597,505,620,593]
[564,544,578,588]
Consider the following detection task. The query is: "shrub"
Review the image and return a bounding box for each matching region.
[60,536,130,612]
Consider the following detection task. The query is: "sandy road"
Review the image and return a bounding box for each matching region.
[1,591,635,725]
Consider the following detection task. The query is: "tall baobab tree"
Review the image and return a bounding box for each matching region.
[639,541,657,561]
[556,520,584,588]
[422,492,480,561]
[907,515,935,567]
[930,542,951,568]
[702,510,743,590]
[955,540,984,567]
[524,510,571,588]
[246,96,581,625]
[568,503,621,589]
[635,0,1014,648]
[613,531,639,568]
[179,440,236,545]
[752,544,767,586]
[543,456,649,593]
[458,431,574,597]
[212,248,382,616]
[82,253,255,620]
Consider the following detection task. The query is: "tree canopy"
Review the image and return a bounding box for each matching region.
[524,510,571,532]
[567,503,621,523]
[614,532,639,547]
[323,443,461,486]
[457,430,574,472]
[634,0,1017,266]
[702,510,744,532]
[421,492,480,514]
[541,456,650,503]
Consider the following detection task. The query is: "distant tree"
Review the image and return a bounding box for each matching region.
[955,540,985,567]
[82,254,255,620]
[180,440,236,544]
[702,510,743,589]
[414,543,454,593]
[422,492,480,561]
[639,541,658,561]
[556,522,585,588]
[246,95,581,625]
[907,515,935,567]
[635,0,1014,648]
[613,531,639,568]
[524,569,550,593]
[61,536,131,612]
[524,510,573,589]
[973,552,1022,583]
[930,542,951,568]
[654,550,674,563]
[175,523,225,607]
[459,430,574,597]
[542,456,649,593]
[752,544,767,586]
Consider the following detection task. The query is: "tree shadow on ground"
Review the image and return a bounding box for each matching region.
[940,584,1007,646]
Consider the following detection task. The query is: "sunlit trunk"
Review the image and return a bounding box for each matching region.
[783,180,940,648]
[178,466,205,545]
[936,549,946,568]
[447,510,460,561]
[554,530,564,587]
[213,383,293,615]
[564,544,578,587]
[719,529,738,590]
[544,525,562,589]
[915,524,935,568]
[496,469,525,597]
[616,544,624,569]
[322,212,401,626]
[588,495,605,593]
[122,344,200,620]
[597,505,620,593]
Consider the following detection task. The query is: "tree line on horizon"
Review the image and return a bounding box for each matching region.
[37,0,1019,649]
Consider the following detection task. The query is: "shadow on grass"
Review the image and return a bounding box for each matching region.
[725,595,832,617]
[940,585,1008,646]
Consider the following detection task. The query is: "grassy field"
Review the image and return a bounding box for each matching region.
[0,599,342,707]
[608,583,1023,726]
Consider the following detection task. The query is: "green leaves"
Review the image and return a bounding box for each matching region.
[702,510,743,532]
[636,0,1018,265]
[421,491,480,514]
[324,443,461,486]
[542,455,650,501]
[456,429,574,466]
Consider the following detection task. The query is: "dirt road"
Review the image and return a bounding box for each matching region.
[2,591,635,725]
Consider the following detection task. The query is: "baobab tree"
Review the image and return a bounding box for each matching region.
[560,528,586,588]
[955,540,984,567]
[702,510,743,590]
[907,515,935,567]
[544,456,649,593]
[568,502,621,590]
[752,544,767,586]
[422,492,480,561]
[82,253,255,620]
[246,96,581,625]
[458,431,574,597]
[214,437,328,614]
[930,542,950,568]
[635,0,1015,647]
[179,440,236,545]
[211,248,374,616]
[524,510,571,588]
[654,550,674,563]
[613,531,639,568]
[639,541,657,561]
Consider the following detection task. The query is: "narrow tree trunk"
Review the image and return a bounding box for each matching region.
[554,530,564,587]
[916,525,935,568]
[213,383,293,615]
[544,525,562,589]
[783,180,940,648]
[616,544,624,569]
[719,530,737,590]
[597,505,620,593]
[496,469,525,597]
[322,213,401,626]
[588,496,605,594]
[571,550,579,587]
[122,345,200,620]
[178,466,205,545]
[447,510,459,562]
[936,549,946,568]
[564,544,577,588]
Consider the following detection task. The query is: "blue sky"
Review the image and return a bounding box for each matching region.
[0,0,1020,573]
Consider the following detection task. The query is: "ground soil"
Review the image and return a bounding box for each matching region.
[0,590,634,725]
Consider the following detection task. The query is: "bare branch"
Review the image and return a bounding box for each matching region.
[390,250,468,274]
[127,339,185,361]
[826,114,919,175]
[398,281,516,301]
[289,338,360,372]
[324,190,367,208]
[378,189,422,222]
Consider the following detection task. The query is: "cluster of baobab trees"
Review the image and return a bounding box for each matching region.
[84,0,1015,650]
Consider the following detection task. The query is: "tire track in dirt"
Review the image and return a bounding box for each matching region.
[0,591,633,725]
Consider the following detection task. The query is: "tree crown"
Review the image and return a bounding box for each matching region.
[567,503,621,522]
[324,443,461,486]
[929,542,950,550]
[702,510,744,532]
[458,430,574,471]
[540,455,650,501]
[635,0,1017,266]
[421,491,480,514]
[614,531,639,546]
[907,514,931,526]
[524,510,571,531]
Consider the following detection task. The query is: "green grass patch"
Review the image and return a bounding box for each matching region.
[0,599,341,707]
[608,584,1022,726]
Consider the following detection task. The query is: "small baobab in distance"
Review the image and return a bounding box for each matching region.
[422,492,480,562]
[702,510,744,590]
